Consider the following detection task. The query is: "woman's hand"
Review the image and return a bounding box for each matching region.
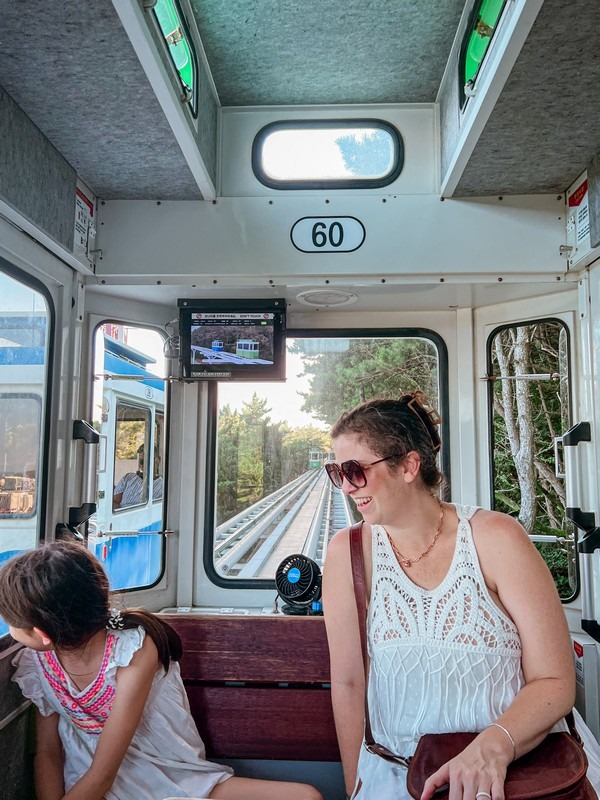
[421,728,513,800]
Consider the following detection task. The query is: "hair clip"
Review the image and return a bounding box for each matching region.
[106,608,124,630]
[402,393,442,452]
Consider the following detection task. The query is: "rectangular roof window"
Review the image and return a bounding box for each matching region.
[152,0,198,116]
[252,120,403,190]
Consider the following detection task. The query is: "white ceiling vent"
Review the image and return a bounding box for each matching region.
[296,289,358,307]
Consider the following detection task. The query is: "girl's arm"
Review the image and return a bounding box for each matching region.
[60,633,161,800]
[35,710,65,800]
[422,510,576,800]
[323,527,367,799]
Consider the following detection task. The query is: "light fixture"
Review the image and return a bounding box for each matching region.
[296,290,358,308]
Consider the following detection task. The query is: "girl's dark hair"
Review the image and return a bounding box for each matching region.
[331,391,444,489]
[0,541,181,671]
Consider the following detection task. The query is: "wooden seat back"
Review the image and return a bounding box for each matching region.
[160,614,340,762]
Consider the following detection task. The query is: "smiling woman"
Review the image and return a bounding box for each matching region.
[321,392,597,800]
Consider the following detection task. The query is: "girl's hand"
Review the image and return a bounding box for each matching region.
[420,732,511,800]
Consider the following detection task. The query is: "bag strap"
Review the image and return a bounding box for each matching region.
[348,521,581,765]
[349,521,411,767]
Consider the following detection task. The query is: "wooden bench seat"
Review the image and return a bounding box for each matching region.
[160,614,340,762]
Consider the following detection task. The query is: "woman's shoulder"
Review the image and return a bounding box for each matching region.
[326,520,372,560]
[469,508,542,582]
[470,507,531,541]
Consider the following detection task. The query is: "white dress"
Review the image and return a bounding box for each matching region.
[12,627,233,800]
[353,504,600,799]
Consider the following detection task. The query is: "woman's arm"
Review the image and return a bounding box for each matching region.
[422,510,576,800]
[35,710,65,800]
[323,527,368,798]
[61,634,161,800]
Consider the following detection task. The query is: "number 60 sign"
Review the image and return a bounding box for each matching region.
[290,216,366,253]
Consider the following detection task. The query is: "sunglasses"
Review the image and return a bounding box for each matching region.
[325,455,397,489]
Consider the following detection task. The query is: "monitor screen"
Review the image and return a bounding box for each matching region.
[178,299,286,381]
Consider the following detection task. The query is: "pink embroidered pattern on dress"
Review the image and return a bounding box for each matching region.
[37,632,117,735]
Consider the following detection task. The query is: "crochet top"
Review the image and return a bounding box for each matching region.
[353,505,524,799]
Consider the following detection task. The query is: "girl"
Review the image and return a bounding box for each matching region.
[322,391,600,800]
[0,541,323,800]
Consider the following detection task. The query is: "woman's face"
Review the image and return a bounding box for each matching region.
[332,433,408,525]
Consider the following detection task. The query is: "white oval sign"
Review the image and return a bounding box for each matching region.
[291,216,366,253]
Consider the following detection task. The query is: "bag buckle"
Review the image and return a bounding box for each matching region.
[364,741,411,768]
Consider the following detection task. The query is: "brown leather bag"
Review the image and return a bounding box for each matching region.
[348,521,595,800]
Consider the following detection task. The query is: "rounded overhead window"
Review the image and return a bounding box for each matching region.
[252,119,404,190]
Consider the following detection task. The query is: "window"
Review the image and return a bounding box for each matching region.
[207,331,447,586]
[0,267,51,637]
[488,319,575,600]
[152,0,198,116]
[459,0,508,109]
[252,120,404,189]
[89,323,167,591]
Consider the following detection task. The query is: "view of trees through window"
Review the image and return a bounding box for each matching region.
[490,320,575,598]
[214,335,440,579]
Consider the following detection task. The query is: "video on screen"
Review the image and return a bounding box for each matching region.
[190,312,275,366]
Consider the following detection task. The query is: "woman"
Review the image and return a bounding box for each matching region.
[322,392,584,800]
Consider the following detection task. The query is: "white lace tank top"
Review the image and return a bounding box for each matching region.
[366,504,524,757]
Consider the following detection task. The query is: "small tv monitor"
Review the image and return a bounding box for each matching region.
[177,298,286,381]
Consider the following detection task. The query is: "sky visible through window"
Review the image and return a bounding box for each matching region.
[262,128,395,181]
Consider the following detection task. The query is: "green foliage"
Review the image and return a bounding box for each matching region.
[335,130,392,177]
[491,321,575,598]
[216,337,440,526]
[291,338,438,425]
[535,541,573,599]
[115,420,145,460]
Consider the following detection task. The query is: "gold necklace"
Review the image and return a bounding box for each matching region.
[386,498,444,568]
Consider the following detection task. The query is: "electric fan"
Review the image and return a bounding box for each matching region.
[275,554,322,615]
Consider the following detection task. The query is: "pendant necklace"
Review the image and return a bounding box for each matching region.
[386,498,444,568]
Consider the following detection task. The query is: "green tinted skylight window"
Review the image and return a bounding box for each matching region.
[153,0,197,116]
[460,0,508,108]
[252,120,403,190]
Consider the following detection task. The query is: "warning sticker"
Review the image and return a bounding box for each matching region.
[74,188,94,255]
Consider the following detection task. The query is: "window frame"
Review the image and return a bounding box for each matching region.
[89,320,170,593]
[203,326,449,589]
[252,119,405,190]
[0,261,54,641]
[485,316,578,603]
[0,260,54,545]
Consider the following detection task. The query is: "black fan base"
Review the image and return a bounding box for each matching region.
[281,603,310,615]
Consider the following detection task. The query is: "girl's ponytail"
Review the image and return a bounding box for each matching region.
[117,609,182,671]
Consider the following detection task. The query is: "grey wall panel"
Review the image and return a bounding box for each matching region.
[196,59,218,184]
[0,87,76,250]
[455,0,600,196]
[0,1,201,201]
[439,48,461,185]
[588,153,600,250]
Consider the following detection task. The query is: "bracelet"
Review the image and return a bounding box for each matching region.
[488,722,517,761]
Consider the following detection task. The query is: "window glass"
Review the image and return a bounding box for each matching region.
[0,268,50,636]
[253,121,403,189]
[152,0,197,115]
[89,324,167,591]
[489,320,575,599]
[459,0,508,108]
[212,334,441,581]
